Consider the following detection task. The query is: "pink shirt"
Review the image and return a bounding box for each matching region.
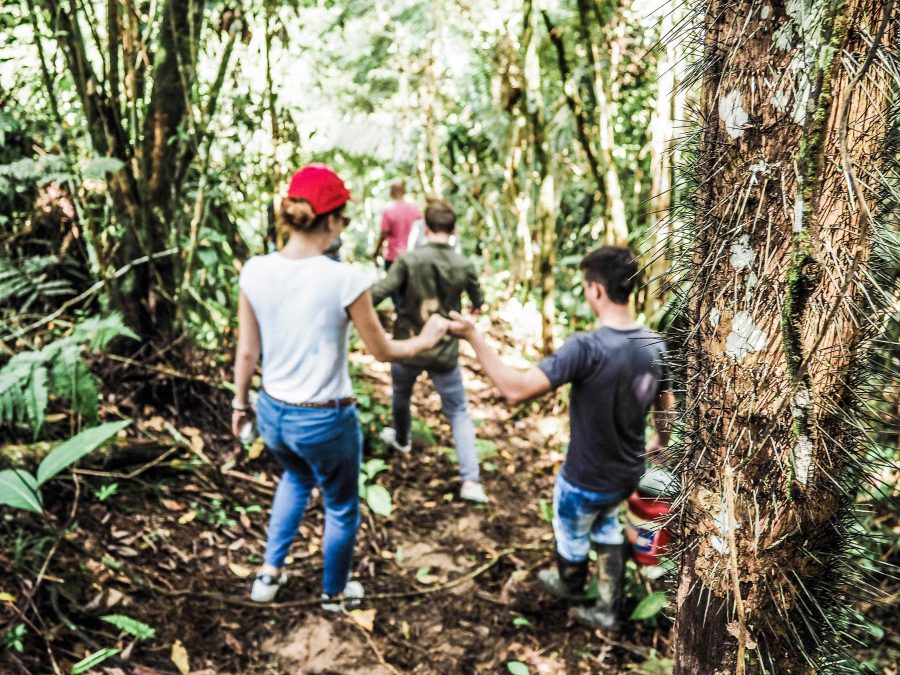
[380,200,422,261]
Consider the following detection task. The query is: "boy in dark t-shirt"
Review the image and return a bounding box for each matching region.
[449,246,674,629]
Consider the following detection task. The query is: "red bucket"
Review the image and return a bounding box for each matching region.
[625,468,676,566]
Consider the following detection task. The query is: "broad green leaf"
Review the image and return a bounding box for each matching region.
[362,458,387,479]
[25,365,49,437]
[476,439,499,459]
[365,484,392,517]
[507,661,530,675]
[70,647,120,674]
[630,591,668,621]
[0,469,42,513]
[101,614,156,640]
[37,420,131,486]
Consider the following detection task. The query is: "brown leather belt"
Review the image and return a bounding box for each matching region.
[264,390,356,409]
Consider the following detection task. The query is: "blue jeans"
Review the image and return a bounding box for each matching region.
[255,390,362,595]
[553,472,629,562]
[390,362,480,483]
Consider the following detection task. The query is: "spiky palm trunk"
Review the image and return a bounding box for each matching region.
[672,0,897,671]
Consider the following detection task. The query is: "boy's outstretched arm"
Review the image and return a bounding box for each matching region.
[464,262,485,311]
[371,259,406,307]
[449,311,551,404]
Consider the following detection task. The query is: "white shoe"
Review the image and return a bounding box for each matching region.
[250,572,287,603]
[321,580,365,612]
[380,427,411,453]
[460,480,488,503]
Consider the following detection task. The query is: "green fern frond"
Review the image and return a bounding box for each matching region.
[70,313,139,350]
[0,254,76,312]
[0,314,135,436]
[48,344,98,425]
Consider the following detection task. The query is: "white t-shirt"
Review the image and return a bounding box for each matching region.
[239,253,370,403]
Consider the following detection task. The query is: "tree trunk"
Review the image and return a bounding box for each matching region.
[673,0,894,672]
[523,0,558,355]
[576,0,628,245]
[643,0,678,318]
[40,0,206,336]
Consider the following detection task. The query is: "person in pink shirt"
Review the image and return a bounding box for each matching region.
[373,180,422,272]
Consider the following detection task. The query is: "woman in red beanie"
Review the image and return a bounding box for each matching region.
[231,164,448,605]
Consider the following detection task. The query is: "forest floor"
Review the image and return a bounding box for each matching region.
[0,323,675,674]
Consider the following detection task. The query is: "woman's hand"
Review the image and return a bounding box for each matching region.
[419,313,450,348]
[232,409,251,438]
[448,310,478,341]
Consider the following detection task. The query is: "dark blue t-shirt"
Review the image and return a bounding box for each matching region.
[538,326,669,494]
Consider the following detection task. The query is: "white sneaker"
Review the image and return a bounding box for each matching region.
[321,580,365,612]
[460,480,489,503]
[380,427,411,453]
[250,572,287,603]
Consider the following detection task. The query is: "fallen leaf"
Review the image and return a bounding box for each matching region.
[178,511,197,525]
[227,538,246,551]
[170,640,190,675]
[247,437,265,460]
[224,632,243,655]
[104,589,126,609]
[0,592,16,603]
[401,620,410,640]
[131,667,162,675]
[190,435,205,455]
[144,416,166,432]
[228,562,253,578]
[239,513,251,529]
[349,608,376,632]
[162,499,186,512]
[726,621,758,650]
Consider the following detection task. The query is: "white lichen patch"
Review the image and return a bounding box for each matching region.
[792,77,812,124]
[794,434,814,485]
[791,387,811,417]
[761,4,771,19]
[710,307,721,329]
[719,89,749,139]
[771,89,790,113]
[793,387,811,409]
[743,270,759,304]
[748,161,771,186]
[730,235,756,269]
[773,22,795,51]
[710,501,740,556]
[725,311,767,361]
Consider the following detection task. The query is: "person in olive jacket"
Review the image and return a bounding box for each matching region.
[371,201,488,503]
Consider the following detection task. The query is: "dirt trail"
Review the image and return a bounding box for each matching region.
[0,338,672,674]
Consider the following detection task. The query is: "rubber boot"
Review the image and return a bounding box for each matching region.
[537,551,589,600]
[571,543,625,630]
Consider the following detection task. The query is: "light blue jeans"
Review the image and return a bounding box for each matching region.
[390,362,480,483]
[255,390,362,595]
[553,472,629,562]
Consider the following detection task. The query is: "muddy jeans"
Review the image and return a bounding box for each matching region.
[390,362,480,483]
[256,390,362,595]
[553,472,629,562]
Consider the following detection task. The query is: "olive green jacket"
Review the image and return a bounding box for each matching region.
[371,243,484,371]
